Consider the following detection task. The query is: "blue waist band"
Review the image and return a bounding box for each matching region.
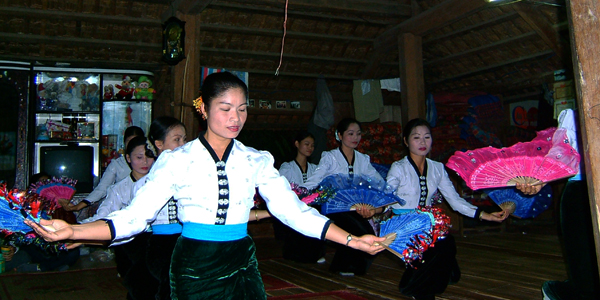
[392,209,413,215]
[181,223,248,242]
[150,223,183,235]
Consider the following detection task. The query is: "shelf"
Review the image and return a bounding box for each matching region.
[35,111,100,114]
[35,140,99,144]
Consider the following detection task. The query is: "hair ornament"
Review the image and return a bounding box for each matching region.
[146,139,157,158]
[335,130,341,142]
[193,96,203,115]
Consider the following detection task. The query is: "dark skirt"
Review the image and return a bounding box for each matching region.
[170,235,266,300]
[327,211,377,275]
[146,234,180,300]
[122,232,158,300]
[398,234,460,298]
[282,223,326,263]
[560,180,600,298]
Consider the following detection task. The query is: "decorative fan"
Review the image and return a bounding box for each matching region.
[484,184,553,219]
[378,207,451,266]
[0,183,65,253]
[29,177,77,204]
[446,127,579,190]
[315,174,405,215]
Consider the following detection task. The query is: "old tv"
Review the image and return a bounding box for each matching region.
[33,142,100,193]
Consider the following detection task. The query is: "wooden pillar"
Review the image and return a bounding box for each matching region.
[172,13,201,139]
[566,0,600,273]
[398,32,425,126]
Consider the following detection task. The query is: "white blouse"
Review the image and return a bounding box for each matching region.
[387,157,478,218]
[302,148,383,190]
[81,174,143,223]
[106,138,329,243]
[84,156,131,204]
[279,160,317,184]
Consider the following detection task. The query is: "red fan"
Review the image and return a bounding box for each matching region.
[446,128,579,190]
[28,177,77,204]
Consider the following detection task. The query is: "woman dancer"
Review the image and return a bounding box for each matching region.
[386,118,506,300]
[82,135,157,300]
[517,109,599,300]
[277,132,325,263]
[26,71,384,300]
[302,118,384,276]
[61,126,145,216]
[142,116,186,300]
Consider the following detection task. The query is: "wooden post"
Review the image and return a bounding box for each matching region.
[172,13,201,139]
[399,33,425,125]
[566,0,600,273]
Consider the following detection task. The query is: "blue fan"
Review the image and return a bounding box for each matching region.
[0,200,34,233]
[378,211,434,260]
[318,174,404,215]
[485,184,553,219]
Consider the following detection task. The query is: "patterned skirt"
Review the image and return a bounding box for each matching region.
[170,235,266,300]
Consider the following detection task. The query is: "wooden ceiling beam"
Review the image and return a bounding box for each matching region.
[227,0,412,18]
[167,0,215,16]
[514,2,568,60]
[423,11,520,45]
[362,0,488,78]
[0,7,160,26]
[428,50,554,85]
[201,65,357,81]
[0,33,161,50]
[424,32,538,66]
[199,47,398,66]
[207,2,391,26]
[200,23,373,42]
[0,54,162,71]
[374,0,488,51]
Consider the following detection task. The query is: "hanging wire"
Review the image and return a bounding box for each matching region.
[274,0,289,76]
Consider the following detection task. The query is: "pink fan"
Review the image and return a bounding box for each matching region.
[28,177,77,205]
[446,128,579,190]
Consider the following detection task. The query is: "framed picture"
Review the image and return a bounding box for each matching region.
[248,99,255,107]
[259,100,271,109]
[290,101,300,109]
[276,101,287,109]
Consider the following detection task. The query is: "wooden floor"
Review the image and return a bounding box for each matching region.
[253,219,567,300]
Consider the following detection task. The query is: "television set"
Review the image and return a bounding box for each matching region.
[33,142,100,194]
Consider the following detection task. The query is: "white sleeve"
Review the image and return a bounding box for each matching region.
[278,162,295,183]
[301,152,334,189]
[361,154,384,182]
[438,168,478,218]
[85,160,119,203]
[81,182,127,223]
[105,152,181,242]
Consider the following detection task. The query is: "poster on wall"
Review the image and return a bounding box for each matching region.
[509,100,539,129]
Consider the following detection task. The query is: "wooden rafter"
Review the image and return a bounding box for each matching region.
[362,0,489,78]
[428,50,554,85]
[200,23,373,43]
[514,2,568,61]
[207,2,392,25]
[0,7,160,26]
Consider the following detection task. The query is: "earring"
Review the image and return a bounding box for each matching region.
[202,114,207,120]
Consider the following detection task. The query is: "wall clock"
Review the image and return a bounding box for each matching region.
[162,17,186,65]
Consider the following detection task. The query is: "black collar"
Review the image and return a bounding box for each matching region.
[199,132,234,163]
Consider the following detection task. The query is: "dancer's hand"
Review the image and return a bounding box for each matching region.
[24,219,74,242]
[355,205,379,218]
[516,183,545,195]
[349,234,386,255]
[481,211,507,222]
